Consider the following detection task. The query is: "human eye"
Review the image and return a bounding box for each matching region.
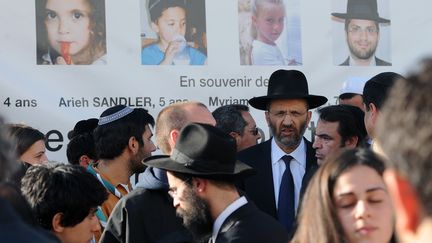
[349,25,360,33]
[72,11,85,20]
[366,27,377,34]
[45,10,57,20]
[337,198,356,209]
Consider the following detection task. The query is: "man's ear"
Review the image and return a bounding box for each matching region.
[128,136,139,154]
[169,129,180,150]
[369,103,379,125]
[384,170,421,234]
[193,178,208,195]
[344,136,358,148]
[229,132,241,146]
[52,212,65,233]
[306,111,312,125]
[79,155,92,168]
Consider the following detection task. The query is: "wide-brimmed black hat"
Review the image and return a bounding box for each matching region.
[248,70,327,110]
[143,123,255,180]
[332,0,390,23]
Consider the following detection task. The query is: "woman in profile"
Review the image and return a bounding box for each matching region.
[291,148,394,243]
[6,124,48,186]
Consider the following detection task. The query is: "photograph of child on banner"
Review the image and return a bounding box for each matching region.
[35,0,107,65]
[140,0,207,65]
[238,0,302,66]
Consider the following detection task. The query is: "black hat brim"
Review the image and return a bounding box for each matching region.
[249,94,328,110]
[331,12,390,23]
[143,155,255,180]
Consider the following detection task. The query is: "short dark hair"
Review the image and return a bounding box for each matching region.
[94,106,155,160]
[363,72,404,111]
[21,164,108,230]
[338,93,360,100]
[377,58,432,217]
[149,0,186,23]
[212,105,249,135]
[66,133,97,165]
[317,105,366,147]
[6,124,45,157]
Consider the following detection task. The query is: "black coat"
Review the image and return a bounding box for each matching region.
[237,138,318,231]
[100,187,194,243]
[339,56,391,66]
[215,201,289,243]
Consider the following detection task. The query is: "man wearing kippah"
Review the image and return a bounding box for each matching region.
[88,105,156,234]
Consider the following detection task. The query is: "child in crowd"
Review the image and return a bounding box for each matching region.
[141,0,207,65]
[36,0,107,65]
[251,0,286,65]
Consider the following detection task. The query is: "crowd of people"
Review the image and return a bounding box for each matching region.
[1,58,432,243]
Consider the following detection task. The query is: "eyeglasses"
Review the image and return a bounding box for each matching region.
[268,110,307,119]
[348,25,378,35]
[249,127,259,136]
[168,178,191,199]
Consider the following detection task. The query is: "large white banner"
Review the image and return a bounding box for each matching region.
[1,0,431,162]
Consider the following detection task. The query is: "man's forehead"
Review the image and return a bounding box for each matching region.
[348,19,377,26]
[268,99,308,110]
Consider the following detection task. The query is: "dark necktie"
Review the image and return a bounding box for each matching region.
[277,155,295,232]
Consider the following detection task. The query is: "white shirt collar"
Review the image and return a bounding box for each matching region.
[211,196,248,242]
[271,137,306,169]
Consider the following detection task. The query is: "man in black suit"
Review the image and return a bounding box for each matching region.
[332,0,391,66]
[237,69,327,234]
[144,123,289,243]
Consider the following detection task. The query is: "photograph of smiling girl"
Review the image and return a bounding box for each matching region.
[35,0,107,65]
[140,0,207,65]
[238,0,302,66]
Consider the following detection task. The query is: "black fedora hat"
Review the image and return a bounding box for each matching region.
[248,70,327,110]
[143,123,255,180]
[332,0,390,23]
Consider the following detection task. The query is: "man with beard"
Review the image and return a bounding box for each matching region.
[89,105,156,231]
[144,123,289,243]
[237,69,327,235]
[332,0,391,66]
[100,101,216,243]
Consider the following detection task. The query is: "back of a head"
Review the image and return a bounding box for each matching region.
[156,101,208,154]
[21,164,108,230]
[377,59,432,217]
[94,105,154,160]
[363,72,404,111]
[6,124,45,157]
[67,118,98,140]
[66,133,97,165]
[212,105,248,135]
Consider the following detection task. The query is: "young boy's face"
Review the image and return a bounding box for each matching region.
[44,0,92,56]
[252,2,285,44]
[152,6,186,45]
[55,209,100,243]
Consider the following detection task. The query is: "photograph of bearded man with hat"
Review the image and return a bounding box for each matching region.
[332,0,391,66]
[237,69,327,237]
[144,123,289,243]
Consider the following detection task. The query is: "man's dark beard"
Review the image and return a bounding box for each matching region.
[271,119,308,149]
[176,186,213,242]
